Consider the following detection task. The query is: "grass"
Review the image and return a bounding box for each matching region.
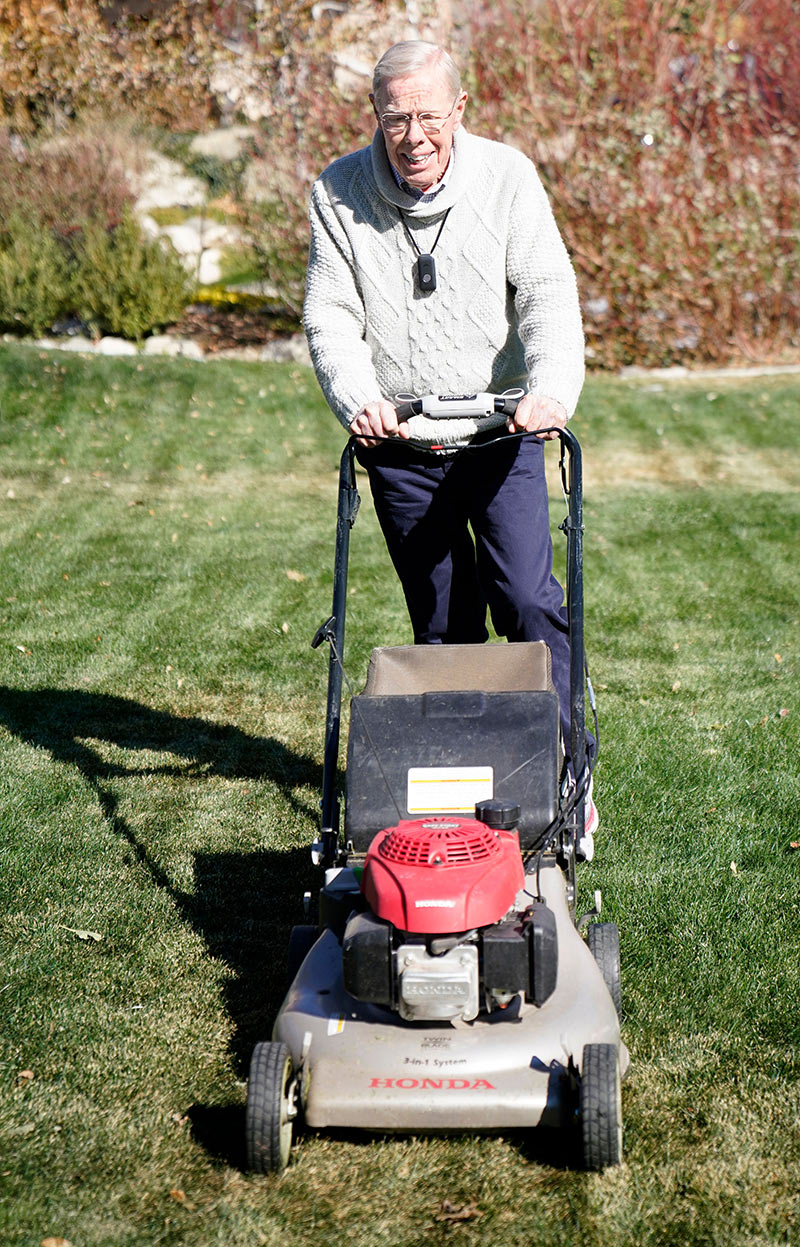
[1,344,799,1246]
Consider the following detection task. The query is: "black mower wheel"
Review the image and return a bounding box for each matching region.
[579,1043,622,1171]
[245,1041,297,1173]
[287,924,319,983]
[587,922,622,1018]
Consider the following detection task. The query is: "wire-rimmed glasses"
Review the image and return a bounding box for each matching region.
[379,96,461,135]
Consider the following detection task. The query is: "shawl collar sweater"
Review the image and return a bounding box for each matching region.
[303,128,585,429]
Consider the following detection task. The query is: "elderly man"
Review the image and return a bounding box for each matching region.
[303,41,596,847]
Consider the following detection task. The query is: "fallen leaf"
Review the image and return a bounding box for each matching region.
[281,621,289,633]
[671,680,681,692]
[41,1238,72,1247]
[779,708,790,718]
[730,861,739,875]
[774,653,783,663]
[286,569,306,582]
[790,842,800,850]
[59,926,103,942]
[169,1189,186,1203]
[434,1200,483,1224]
[18,1069,35,1081]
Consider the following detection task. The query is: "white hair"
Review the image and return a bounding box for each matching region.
[372,41,461,107]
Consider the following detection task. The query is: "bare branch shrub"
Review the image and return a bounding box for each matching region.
[462,0,800,366]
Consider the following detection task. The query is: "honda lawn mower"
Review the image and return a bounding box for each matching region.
[245,392,627,1173]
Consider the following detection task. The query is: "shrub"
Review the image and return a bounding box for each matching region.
[237,60,373,317]
[0,0,218,132]
[0,127,136,238]
[72,207,191,340]
[0,211,72,336]
[462,0,800,367]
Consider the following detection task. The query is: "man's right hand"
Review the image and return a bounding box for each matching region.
[349,400,411,448]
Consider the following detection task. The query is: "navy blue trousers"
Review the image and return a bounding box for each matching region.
[357,436,575,764]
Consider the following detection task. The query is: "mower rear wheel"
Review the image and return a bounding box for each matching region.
[587,922,622,1017]
[579,1043,622,1170]
[245,1041,297,1173]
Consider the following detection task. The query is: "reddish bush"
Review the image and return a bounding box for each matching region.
[0,128,135,237]
[238,56,374,315]
[462,0,800,366]
[0,0,217,131]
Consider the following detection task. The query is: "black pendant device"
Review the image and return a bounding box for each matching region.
[399,207,451,294]
[417,253,437,291]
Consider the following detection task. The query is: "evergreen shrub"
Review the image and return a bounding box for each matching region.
[72,208,191,340]
[0,211,72,337]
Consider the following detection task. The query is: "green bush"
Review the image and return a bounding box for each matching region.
[0,210,72,336]
[73,208,191,340]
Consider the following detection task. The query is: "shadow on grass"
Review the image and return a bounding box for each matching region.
[0,687,586,1175]
[0,685,319,1059]
[187,1103,247,1170]
[182,1115,581,1175]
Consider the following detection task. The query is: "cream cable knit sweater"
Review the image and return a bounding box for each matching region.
[303,128,585,431]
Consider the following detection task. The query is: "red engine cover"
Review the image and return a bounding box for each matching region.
[361,816,525,934]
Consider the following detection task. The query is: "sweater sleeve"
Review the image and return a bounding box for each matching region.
[303,180,384,430]
[505,158,585,418]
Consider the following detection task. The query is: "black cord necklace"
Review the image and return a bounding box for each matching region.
[398,207,451,292]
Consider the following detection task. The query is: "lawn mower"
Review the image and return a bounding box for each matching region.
[245,393,627,1173]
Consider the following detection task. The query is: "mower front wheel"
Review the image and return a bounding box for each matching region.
[245,1041,298,1173]
[579,1042,622,1171]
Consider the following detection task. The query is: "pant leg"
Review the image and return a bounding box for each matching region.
[355,444,489,644]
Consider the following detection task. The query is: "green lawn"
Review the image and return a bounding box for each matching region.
[1,344,799,1246]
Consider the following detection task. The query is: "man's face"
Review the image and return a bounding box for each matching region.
[372,71,467,191]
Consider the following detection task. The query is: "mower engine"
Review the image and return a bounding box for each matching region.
[340,806,558,1022]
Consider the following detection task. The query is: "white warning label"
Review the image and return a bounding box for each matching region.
[407,766,493,814]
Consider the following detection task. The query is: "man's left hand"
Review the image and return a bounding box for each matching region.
[507,394,568,440]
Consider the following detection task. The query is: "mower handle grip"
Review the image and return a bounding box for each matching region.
[395,392,522,423]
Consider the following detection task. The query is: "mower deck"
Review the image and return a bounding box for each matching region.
[274,858,626,1133]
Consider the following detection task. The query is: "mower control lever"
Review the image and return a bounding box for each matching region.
[311,616,337,649]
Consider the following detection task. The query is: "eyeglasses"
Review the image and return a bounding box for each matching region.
[379,96,461,135]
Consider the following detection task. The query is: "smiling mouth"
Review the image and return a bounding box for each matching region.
[402,152,433,169]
